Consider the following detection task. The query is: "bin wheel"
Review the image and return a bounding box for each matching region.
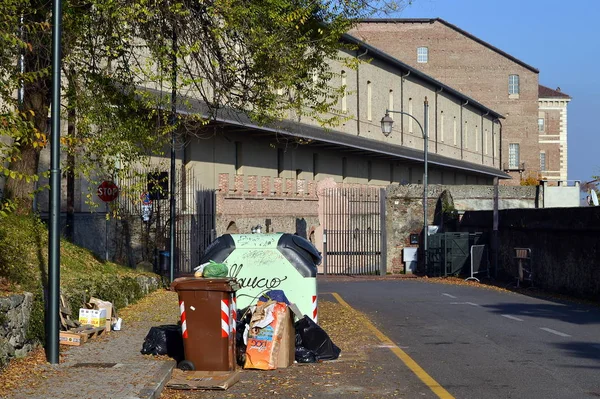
[177,360,195,371]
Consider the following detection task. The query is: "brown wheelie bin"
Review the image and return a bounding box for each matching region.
[170,277,239,371]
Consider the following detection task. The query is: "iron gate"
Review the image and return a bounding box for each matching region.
[321,187,386,275]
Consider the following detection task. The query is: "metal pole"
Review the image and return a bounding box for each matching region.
[105,202,109,261]
[47,0,63,364]
[169,29,177,283]
[423,98,429,274]
[323,229,327,275]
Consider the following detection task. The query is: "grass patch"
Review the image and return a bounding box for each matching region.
[0,213,162,346]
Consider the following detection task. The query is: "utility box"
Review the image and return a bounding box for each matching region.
[200,234,321,321]
[402,247,418,274]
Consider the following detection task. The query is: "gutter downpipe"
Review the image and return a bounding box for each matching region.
[460,100,469,160]
[400,70,410,145]
[435,87,443,154]
[356,48,368,137]
[481,111,489,165]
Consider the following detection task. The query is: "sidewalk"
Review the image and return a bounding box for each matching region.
[1,286,434,399]
[0,289,179,399]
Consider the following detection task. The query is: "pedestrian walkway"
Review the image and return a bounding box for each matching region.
[1,289,179,399]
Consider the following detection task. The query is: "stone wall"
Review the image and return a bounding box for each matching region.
[0,275,162,368]
[385,184,537,273]
[459,207,600,300]
[0,293,34,367]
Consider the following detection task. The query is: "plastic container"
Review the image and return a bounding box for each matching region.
[170,277,239,371]
[200,234,320,322]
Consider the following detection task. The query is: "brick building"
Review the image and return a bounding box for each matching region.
[538,85,571,183]
[350,18,545,185]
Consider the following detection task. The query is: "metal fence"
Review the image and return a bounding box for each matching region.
[321,187,386,275]
[117,166,216,275]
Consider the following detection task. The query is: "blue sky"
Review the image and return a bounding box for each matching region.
[396,0,600,184]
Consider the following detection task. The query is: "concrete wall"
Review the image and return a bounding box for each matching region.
[459,207,600,300]
[351,20,540,184]
[542,180,581,208]
[385,184,537,273]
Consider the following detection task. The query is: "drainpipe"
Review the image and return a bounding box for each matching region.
[481,111,489,164]
[400,70,410,145]
[494,118,503,169]
[356,48,368,137]
[460,100,468,160]
[435,87,443,154]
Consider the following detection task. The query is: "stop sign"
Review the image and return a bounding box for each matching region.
[97,181,119,202]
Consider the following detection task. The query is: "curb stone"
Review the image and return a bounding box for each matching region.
[138,360,176,399]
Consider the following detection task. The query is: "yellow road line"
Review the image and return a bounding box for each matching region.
[331,292,455,399]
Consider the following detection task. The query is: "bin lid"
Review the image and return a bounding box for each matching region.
[170,277,239,292]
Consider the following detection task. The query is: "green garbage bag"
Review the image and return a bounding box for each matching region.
[203,260,228,278]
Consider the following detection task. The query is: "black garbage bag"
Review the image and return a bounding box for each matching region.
[295,345,317,363]
[294,316,341,361]
[141,325,184,362]
[236,307,252,366]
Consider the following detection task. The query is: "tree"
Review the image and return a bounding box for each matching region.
[0,0,408,215]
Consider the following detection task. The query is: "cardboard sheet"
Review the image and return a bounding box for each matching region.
[166,369,240,390]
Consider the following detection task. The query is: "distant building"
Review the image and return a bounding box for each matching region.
[350,18,546,185]
[538,85,571,183]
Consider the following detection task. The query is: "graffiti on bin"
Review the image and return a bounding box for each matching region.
[229,263,288,290]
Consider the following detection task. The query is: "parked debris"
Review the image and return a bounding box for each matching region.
[141,325,184,361]
[295,315,341,362]
[59,325,105,346]
[244,301,295,370]
[166,369,240,390]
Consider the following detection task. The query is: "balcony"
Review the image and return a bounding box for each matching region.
[503,162,525,172]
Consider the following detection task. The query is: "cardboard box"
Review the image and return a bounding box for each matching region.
[79,308,107,328]
[166,370,240,390]
[244,303,295,370]
[59,331,83,346]
[277,308,295,368]
[88,297,113,332]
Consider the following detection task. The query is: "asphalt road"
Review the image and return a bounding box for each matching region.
[319,279,600,399]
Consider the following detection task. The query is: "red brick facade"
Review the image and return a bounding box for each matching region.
[350,19,541,185]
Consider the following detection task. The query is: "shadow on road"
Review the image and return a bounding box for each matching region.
[552,341,600,364]
[481,302,600,325]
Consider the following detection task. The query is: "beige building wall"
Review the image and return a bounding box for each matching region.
[538,90,570,182]
[350,19,540,185]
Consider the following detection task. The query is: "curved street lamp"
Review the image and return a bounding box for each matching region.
[380,97,429,273]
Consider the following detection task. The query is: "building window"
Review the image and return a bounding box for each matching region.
[417,47,428,63]
[367,81,372,121]
[509,143,520,169]
[235,142,243,174]
[408,98,413,134]
[508,74,520,95]
[453,117,457,146]
[485,129,489,155]
[538,118,545,132]
[440,111,444,142]
[540,152,546,171]
[341,71,347,113]
[277,148,284,177]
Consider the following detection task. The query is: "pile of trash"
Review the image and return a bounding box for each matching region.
[237,289,340,369]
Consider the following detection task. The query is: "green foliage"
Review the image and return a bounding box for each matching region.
[1,0,408,212]
[0,214,161,346]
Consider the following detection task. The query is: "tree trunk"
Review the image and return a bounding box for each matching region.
[4,86,49,214]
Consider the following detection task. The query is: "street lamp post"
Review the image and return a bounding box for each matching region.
[380,97,429,273]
